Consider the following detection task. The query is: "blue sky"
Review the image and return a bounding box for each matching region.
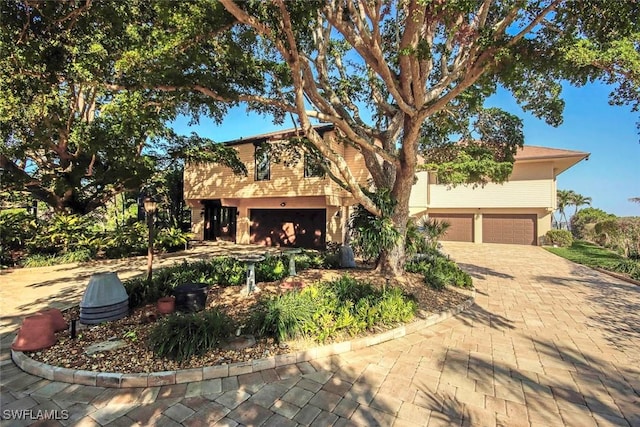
[171,81,639,217]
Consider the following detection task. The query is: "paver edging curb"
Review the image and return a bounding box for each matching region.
[12,287,475,388]
[593,267,640,287]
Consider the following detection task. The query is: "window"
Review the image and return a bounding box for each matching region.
[255,144,270,181]
[304,153,325,178]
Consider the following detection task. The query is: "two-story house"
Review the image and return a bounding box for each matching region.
[183,126,588,248]
[183,125,365,249]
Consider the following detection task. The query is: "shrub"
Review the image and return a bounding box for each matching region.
[614,260,640,280]
[293,251,327,270]
[321,243,342,268]
[405,216,450,256]
[124,254,313,310]
[0,209,37,250]
[349,188,400,262]
[101,222,147,258]
[571,207,615,239]
[251,275,417,343]
[252,290,317,342]
[156,227,192,252]
[148,310,233,361]
[21,253,56,268]
[27,213,96,255]
[545,229,573,247]
[594,217,640,259]
[406,253,472,290]
[255,255,287,282]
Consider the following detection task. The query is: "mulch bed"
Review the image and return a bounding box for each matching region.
[25,268,470,374]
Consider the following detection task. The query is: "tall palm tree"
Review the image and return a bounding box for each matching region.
[570,193,592,216]
[556,189,574,229]
[630,197,640,204]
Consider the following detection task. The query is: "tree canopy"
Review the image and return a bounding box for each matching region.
[0,0,247,214]
[129,0,637,273]
[2,0,638,273]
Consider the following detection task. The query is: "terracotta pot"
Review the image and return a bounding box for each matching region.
[12,315,57,352]
[37,308,68,332]
[157,296,176,314]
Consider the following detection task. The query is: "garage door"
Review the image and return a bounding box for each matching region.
[250,209,326,249]
[482,214,537,245]
[429,214,474,242]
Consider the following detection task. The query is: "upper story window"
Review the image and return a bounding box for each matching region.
[255,144,270,181]
[304,153,325,178]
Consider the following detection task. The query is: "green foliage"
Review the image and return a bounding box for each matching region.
[155,227,192,253]
[293,250,330,270]
[252,290,317,342]
[614,260,640,280]
[406,254,473,290]
[546,240,640,280]
[27,214,96,254]
[101,222,148,258]
[255,255,287,282]
[148,310,233,361]
[0,210,36,250]
[570,207,615,239]
[22,249,93,267]
[251,275,417,343]
[405,216,451,256]
[175,134,248,176]
[124,254,308,310]
[545,230,574,248]
[0,1,253,215]
[349,188,400,262]
[555,190,593,229]
[0,209,37,266]
[594,217,640,259]
[422,140,519,187]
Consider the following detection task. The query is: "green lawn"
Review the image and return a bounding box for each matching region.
[545,240,640,280]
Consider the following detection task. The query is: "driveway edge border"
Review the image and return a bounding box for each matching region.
[12,288,475,388]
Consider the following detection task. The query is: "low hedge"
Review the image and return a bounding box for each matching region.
[250,275,417,343]
[545,229,573,247]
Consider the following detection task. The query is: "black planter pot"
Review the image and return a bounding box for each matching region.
[173,283,208,312]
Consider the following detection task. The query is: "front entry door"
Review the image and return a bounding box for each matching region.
[204,202,237,241]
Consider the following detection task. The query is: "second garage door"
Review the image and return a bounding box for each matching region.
[482,214,537,245]
[429,214,474,242]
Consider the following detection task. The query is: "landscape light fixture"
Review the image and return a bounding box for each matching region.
[144,196,158,282]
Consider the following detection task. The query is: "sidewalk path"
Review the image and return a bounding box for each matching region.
[1,242,639,426]
[0,242,279,335]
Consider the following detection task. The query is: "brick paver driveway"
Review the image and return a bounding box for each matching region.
[1,242,639,426]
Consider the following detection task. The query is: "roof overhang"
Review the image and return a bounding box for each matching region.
[515,146,590,175]
[222,124,334,146]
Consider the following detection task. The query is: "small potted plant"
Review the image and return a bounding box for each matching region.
[157,296,175,314]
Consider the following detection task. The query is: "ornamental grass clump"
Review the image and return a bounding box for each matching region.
[148,309,233,361]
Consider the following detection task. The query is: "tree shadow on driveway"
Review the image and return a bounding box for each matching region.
[533,271,640,351]
[455,263,515,280]
[456,303,515,331]
[429,337,639,426]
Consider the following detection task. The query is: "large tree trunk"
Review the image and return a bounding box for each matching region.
[376,218,408,276]
[376,119,421,276]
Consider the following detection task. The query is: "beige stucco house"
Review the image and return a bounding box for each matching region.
[410,146,589,245]
[183,126,588,248]
[184,125,364,249]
